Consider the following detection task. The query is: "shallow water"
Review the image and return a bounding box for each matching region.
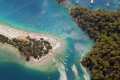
[0,0,119,80]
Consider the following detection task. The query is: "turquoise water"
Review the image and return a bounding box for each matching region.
[68,0,120,10]
[0,0,119,80]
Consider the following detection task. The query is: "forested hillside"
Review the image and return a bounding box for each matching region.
[70,5,120,80]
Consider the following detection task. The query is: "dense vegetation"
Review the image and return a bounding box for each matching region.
[70,5,120,80]
[0,34,9,43]
[0,35,52,61]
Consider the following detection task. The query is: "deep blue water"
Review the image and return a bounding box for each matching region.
[0,0,119,80]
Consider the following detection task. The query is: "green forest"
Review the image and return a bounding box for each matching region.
[70,5,120,80]
[0,35,52,61]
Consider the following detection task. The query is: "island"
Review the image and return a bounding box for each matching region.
[0,25,63,64]
[70,6,120,80]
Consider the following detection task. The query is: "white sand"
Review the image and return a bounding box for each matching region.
[0,24,64,64]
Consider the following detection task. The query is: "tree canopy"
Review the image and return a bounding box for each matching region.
[70,5,120,80]
[0,35,52,61]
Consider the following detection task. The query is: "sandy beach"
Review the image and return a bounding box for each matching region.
[0,24,64,65]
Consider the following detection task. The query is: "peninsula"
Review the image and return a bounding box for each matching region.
[0,25,63,64]
[70,6,120,80]
[56,0,120,79]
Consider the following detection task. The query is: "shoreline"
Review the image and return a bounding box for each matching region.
[56,0,93,78]
[0,24,64,65]
[56,0,67,4]
[0,43,26,63]
[68,3,120,80]
[56,0,73,9]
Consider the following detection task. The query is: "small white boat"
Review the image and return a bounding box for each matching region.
[66,56,68,57]
[75,0,79,4]
[59,58,64,63]
[106,2,109,7]
[91,0,94,4]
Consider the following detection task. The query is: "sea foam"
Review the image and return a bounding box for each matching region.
[58,64,67,80]
[80,63,90,80]
[71,64,80,80]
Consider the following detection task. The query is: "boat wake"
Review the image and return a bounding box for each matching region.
[53,58,67,80]
[80,63,90,80]
[71,64,80,80]
[58,63,67,80]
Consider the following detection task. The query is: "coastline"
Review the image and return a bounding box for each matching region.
[56,0,67,4]
[0,24,64,65]
[0,43,26,63]
[56,0,93,79]
[56,0,91,62]
[68,4,120,80]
